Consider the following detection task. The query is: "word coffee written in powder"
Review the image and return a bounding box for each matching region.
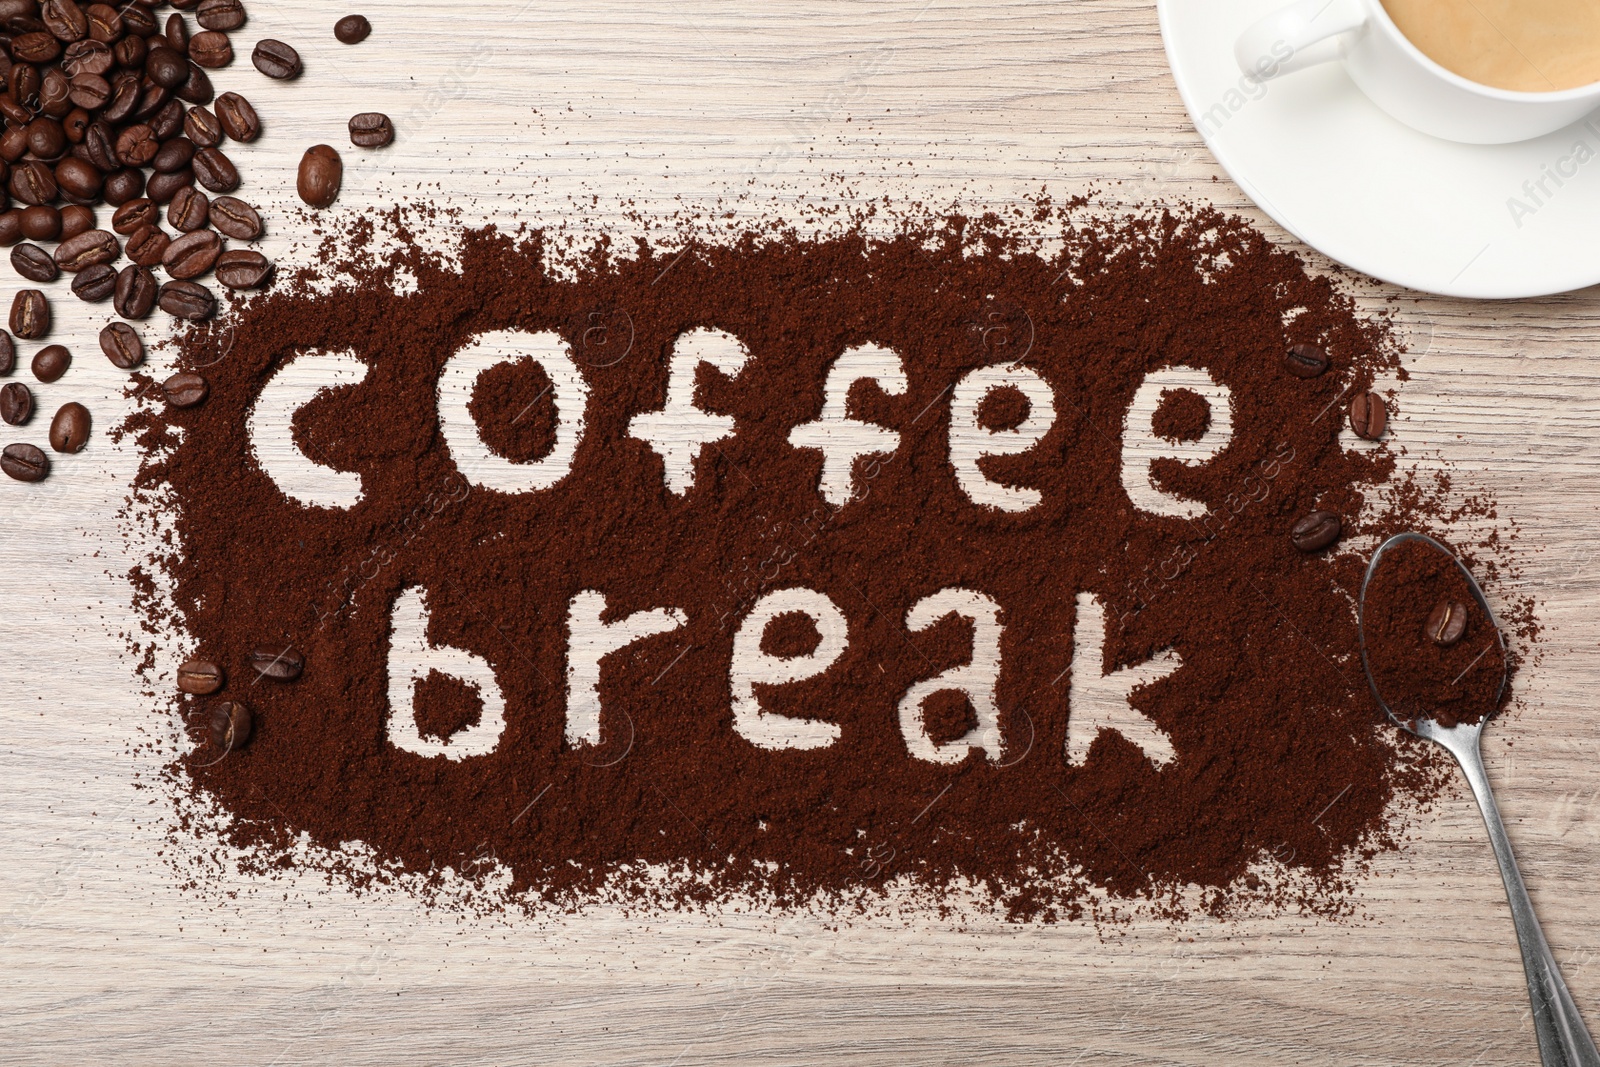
[138,211,1497,919]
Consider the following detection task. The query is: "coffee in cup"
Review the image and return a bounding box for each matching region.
[1381,0,1600,92]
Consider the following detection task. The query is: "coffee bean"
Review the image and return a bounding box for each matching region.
[112,34,146,73]
[48,400,88,453]
[99,321,142,368]
[177,656,223,694]
[71,261,116,300]
[163,227,220,279]
[163,369,208,406]
[1426,600,1468,647]
[114,122,156,166]
[167,184,208,230]
[54,228,118,271]
[0,381,32,424]
[297,144,341,209]
[348,111,392,149]
[208,195,260,239]
[64,38,112,77]
[1284,342,1329,379]
[59,204,93,240]
[18,206,60,244]
[334,14,371,44]
[26,116,64,159]
[153,136,195,173]
[11,242,59,282]
[184,104,222,147]
[249,645,303,681]
[208,700,251,750]
[10,289,49,339]
[1290,510,1341,553]
[251,38,300,79]
[165,12,188,53]
[213,91,257,141]
[0,210,23,246]
[85,2,123,41]
[41,0,88,42]
[112,197,158,234]
[54,155,101,199]
[114,263,157,317]
[151,97,186,141]
[120,3,157,38]
[1,441,48,481]
[39,67,72,118]
[196,0,245,32]
[102,167,145,206]
[191,145,237,192]
[176,61,212,105]
[190,30,230,68]
[31,343,68,383]
[1349,391,1388,440]
[145,166,192,203]
[159,280,213,320]
[215,247,268,289]
[0,331,15,375]
[146,46,187,90]
[10,160,57,205]
[14,31,61,64]
[125,224,169,267]
[67,69,109,108]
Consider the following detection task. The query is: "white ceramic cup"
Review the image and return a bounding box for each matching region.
[1235,0,1600,144]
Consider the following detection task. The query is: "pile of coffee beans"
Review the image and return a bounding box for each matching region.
[0,3,390,482]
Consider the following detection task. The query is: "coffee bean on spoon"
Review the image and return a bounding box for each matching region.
[32,344,69,383]
[100,322,144,369]
[348,111,393,148]
[72,262,118,301]
[249,645,303,682]
[208,700,252,751]
[11,290,50,339]
[1284,343,1329,379]
[1291,510,1342,553]
[11,242,59,282]
[1,441,48,482]
[0,381,33,425]
[335,14,371,43]
[1426,600,1468,647]
[163,370,209,408]
[177,657,223,695]
[215,248,270,289]
[1349,391,1388,440]
[297,144,342,208]
[49,401,89,454]
[252,39,301,79]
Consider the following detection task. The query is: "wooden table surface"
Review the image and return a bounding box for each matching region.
[5,0,1600,1063]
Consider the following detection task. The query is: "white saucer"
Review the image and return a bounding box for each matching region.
[1157,0,1600,298]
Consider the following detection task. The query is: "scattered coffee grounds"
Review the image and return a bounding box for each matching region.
[1152,387,1210,442]
[130,204,1523,921]
[1362,537,1507,730]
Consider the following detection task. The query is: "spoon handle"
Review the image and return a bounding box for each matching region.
[1454,740,1600,1067]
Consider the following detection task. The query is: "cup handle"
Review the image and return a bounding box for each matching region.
[1235,0,1367,80]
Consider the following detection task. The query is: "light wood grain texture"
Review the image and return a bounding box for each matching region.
[4,1,1600,1064]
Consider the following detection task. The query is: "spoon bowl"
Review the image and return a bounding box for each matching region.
[1359,532,1597,1067]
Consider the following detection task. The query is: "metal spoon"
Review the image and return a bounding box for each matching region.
[1359,532,1599,1067]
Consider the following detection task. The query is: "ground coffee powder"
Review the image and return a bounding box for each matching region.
[127,205,1519,920]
